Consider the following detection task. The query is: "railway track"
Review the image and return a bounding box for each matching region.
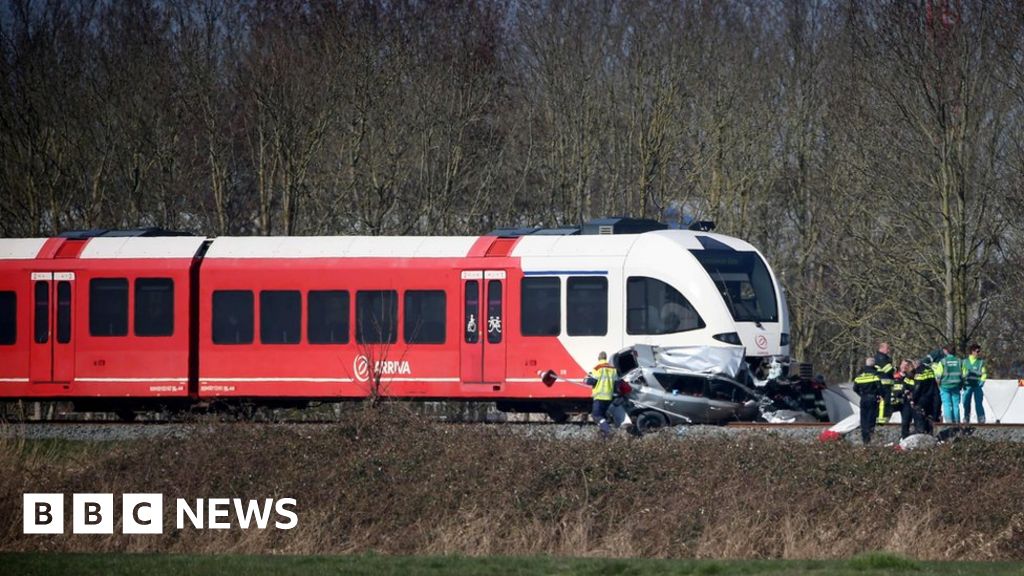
[7,420,1024,444]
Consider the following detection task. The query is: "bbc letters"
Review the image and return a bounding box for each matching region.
[23,493,298,534]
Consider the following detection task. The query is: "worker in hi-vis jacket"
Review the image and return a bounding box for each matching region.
[962,343,988,424]
[585,351,617,437]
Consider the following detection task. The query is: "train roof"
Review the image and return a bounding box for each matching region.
[0,238,48,259]
[0,229,760,261]
[203,236,480,259]
[79,237,208,259]
[0,237,208,260]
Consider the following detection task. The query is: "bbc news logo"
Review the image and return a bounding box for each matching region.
[23,494,298,534]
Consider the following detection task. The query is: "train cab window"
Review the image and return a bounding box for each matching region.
[654,373,706,396]
[626,277,705,335]
[691,250,779,323]
[356,290,397,344]
[57,281,71,343]
[0,291,15,345]
[89,278,128,337]
[567,277,607,336]
[308,290,349,344]
[260,291,301,344]
[212,290,254,344]
[521,277,560,336]
[34,282,48,343]
[135,278,174,337]
[404,290,446,344]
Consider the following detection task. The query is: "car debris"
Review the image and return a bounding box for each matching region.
[610,344,818,432]
[898,434,938,451]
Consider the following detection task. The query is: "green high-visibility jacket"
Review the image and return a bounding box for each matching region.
[933,354,963,389]
[963,355,987,386]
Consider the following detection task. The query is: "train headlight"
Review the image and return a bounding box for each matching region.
[712,332,742,345]
[780,333,790,346]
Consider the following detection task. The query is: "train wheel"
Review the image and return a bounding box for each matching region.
[635,411,667,435]
[546,407,569,424]
[115,409,137,422]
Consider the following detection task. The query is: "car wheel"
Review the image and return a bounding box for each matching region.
[635,410,668,435]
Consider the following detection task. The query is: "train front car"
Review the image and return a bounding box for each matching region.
[507,226,791,418]
[626,230,790,375]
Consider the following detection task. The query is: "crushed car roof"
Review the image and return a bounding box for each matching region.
[619,344,746,380]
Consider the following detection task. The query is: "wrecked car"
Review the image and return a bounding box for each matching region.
[611,344,764,431]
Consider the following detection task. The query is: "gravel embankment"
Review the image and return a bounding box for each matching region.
[4,421,1024,444]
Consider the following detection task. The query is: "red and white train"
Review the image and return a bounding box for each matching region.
[0,219,790,418]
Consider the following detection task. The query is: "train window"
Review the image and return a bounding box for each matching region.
[486,280,502,344]
[626,277,705,335]
[212,290,254,344]
[89,278,128,337]
[308,290,349,344]
[405,290,446,344]
[0,291,15,345]
[57,281,71,344]
[34,282,48,343]
[135,278,174,337]
[567,277,607,336]
[654,373,706,396]
[521,277,560,336]
[356,290,397,344]
[464,281,479,343]
[691,250,778,323]
[260,291,301,344]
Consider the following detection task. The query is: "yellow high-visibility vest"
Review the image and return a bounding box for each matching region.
[589,363,616,401]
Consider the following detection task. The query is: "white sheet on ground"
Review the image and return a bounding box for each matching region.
[828,413,860,435]
[899,434,937,450]
[762,410,819,423]
[823,383,859,422]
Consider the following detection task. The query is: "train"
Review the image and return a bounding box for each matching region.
[0,217,791,420]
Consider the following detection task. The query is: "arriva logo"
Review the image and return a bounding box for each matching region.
[353,355,412,382]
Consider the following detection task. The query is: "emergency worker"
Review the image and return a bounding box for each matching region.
[962,343,987,424]
[893,359,915,439]
[933,344,963,424]
[911,360,937,434]
[853,357,883,444]
[874,342,895,424]
[585,351,617,436]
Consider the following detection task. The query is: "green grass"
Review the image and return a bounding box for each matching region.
[2,552,1022,576]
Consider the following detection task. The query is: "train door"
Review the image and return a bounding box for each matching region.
[29,271,76,383]
[460,270,507,385]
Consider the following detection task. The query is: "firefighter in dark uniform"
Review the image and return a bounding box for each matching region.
[874,342,895,424]
[854,357,883,444]
[912,359,938,434]
[892,359,916,439]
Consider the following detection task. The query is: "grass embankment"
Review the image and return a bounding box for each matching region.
[3,408,1024,561]
[3,551,1023,575]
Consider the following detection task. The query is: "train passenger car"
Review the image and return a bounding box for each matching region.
[0,219,790,416]
[0,233,204,414]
